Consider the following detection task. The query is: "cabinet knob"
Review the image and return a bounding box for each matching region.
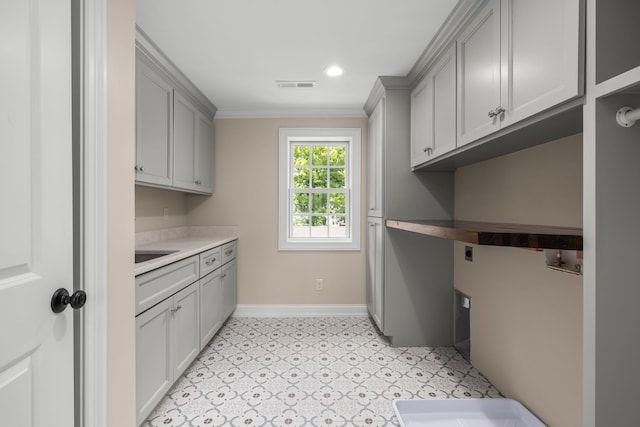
[222,273,227,278]
[139,165,144,172]
[171,304,182,313]
[489,106,505,118]
[225,249,233,256]
[195,180,202,185]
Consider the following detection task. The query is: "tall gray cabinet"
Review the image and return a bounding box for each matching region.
[584,1,640,425]
[365,77,455,347]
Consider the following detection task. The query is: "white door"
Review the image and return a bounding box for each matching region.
[0,1,75,426]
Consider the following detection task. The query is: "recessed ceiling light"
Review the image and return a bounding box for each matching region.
[325,65,343,77]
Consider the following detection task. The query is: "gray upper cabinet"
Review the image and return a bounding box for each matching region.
[501,0,582,127]
[173,92,214,194]
[411,44,457,167]
[456,0,502,146]
[457,0,583,147]
[135,27,217,195]
[135,57,174,186]
[367,98,384,218]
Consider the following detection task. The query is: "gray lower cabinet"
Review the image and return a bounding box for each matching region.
[199,268,222,348]
[172,283,200,376]
[221,259,237,320]
[366,217,383,330]
[199,245,237,348]
[135,298,172,426]
[136,239,238,425]
[136,281,199,426]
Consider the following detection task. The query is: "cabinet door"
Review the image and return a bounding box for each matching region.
[195,114,214,193]
[366,218,384,331]
[410,77,431,167]
[173,91,214,194]
[412,44,457,168]
[431,45,457,156]
[367,98,384,217]
[221,259,237,321]
[173,91,198,192]
[136,298,172,426]
[199,270,222,348]
[457,0,501,146]
[172,282,200,379]
[501,0,582,126]
[135,58,174,186]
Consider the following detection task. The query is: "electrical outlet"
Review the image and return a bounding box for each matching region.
[315,279,324,291]
[464,246,473,262]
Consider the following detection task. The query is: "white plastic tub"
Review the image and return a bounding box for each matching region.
[393,399,546,427]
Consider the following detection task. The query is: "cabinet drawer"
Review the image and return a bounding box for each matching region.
[135,255,199,315]
[221,240,237,265]
[199,246,222,277]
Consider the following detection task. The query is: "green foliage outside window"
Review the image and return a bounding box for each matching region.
[292,144,347,227]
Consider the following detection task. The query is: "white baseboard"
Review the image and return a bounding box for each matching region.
[233,304,368,318]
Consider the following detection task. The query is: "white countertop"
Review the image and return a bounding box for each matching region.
[134,226,237,276]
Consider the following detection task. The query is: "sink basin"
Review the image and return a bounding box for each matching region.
[135,250,178,264]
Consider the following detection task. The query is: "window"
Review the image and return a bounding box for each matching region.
[279,128,361,251]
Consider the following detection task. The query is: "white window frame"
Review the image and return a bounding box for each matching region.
[278,128,361,251]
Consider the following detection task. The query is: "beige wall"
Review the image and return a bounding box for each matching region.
[135,186,188,232]
[186,118,367,304]
[454,134,583,427]
[107,0,136,425]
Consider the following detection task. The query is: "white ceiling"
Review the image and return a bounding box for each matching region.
[136,0,458,118]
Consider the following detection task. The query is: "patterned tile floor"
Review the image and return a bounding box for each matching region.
[143,316,501,426]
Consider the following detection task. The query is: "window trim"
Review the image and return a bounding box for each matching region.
[278,128,361,251]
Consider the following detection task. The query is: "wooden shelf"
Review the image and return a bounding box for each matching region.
[386,220,583,250]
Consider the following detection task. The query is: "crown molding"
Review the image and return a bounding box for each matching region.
[214,107,367,119]
[407,0,483,87]
[363,76,410,116]
[135,25,217,119]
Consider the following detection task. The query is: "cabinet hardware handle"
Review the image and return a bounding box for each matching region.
[139,165,145,172]
[495,106,505,116]
[171,304,182,313]
[134,165,139,171]
[488,109,497,118]
[195,180,202,185]
[222,273,227,278]
[225,250,233,256]
[423,147,433,155]
[206,257,216,266]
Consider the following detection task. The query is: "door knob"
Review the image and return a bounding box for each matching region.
[51,288,87,313]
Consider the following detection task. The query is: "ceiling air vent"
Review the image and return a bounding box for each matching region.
[276,80,316,89]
